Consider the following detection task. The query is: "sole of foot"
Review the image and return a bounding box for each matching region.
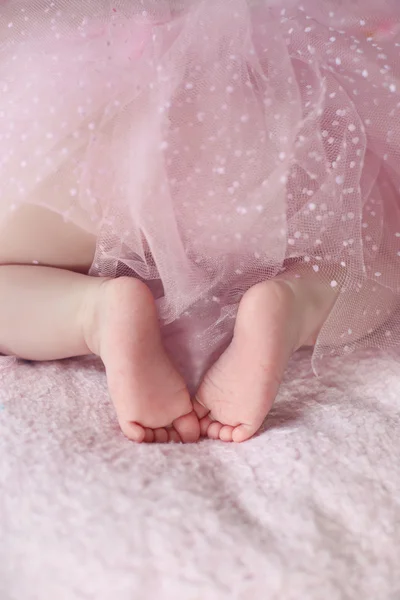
[85,277,200,444]
[195,278,318,442]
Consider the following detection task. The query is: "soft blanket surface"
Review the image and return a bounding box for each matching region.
[1,349,399,600]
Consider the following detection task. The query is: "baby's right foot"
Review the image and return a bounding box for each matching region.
[84,277,199,444]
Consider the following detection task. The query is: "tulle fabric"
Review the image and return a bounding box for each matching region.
[1,0,400,389]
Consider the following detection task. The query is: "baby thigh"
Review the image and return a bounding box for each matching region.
[0,204,96,272]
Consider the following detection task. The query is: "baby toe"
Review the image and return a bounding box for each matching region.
[168,429,182,444]
[142,428,155,443]
[207,421,223,440]
[232,423,258,443]
[173,411,200,443]
[120,421,146,443]
[199,415,213,437]
[154,428,169,444]
[219,425,235,442]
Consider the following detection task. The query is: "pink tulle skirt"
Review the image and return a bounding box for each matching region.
[1,0,400,389]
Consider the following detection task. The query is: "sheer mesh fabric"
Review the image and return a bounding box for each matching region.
[1,0,400,389]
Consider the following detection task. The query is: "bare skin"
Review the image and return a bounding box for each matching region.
[0,206,199,444]
[1,203,391,444]
[194,277,336,442]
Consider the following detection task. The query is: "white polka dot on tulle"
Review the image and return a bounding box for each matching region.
[0,0,399,381]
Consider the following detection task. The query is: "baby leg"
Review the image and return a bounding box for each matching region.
[194,273,337,443]
[0,206,199,443]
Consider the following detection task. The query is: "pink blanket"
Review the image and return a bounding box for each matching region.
[1,349,399,600]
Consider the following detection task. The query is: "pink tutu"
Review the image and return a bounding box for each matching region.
[1,0,400,389]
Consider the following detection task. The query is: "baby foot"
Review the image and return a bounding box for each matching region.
[85,277,200,444]
[195,277,335,443]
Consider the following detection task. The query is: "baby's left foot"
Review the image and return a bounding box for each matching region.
[195,276,336,442]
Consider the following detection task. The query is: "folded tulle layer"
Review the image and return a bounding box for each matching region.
[1,1,400,387]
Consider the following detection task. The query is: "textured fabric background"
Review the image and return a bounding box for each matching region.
[0,349,399,600]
